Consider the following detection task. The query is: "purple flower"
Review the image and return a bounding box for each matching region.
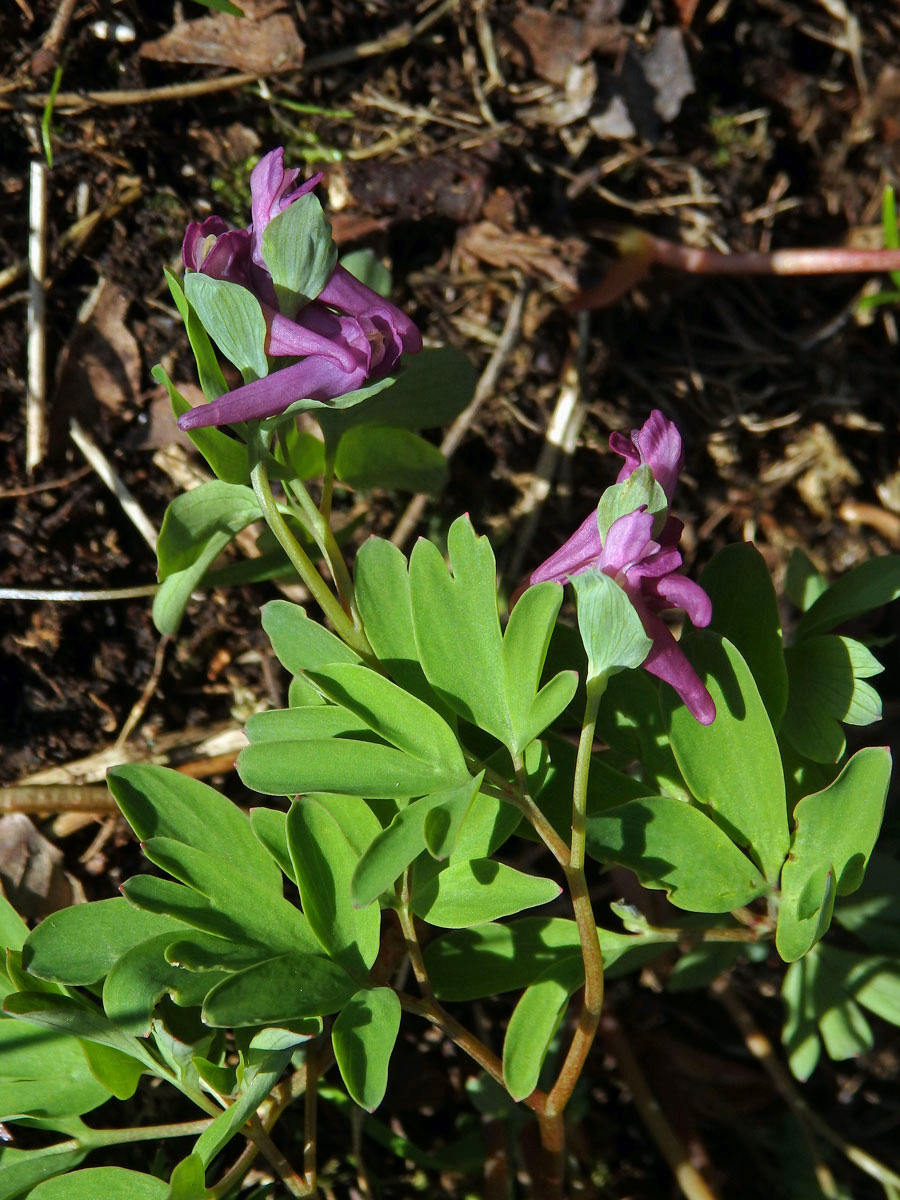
[526,411,715,724]
[177,148,421,432]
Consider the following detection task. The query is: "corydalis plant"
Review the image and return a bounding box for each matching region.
[3,144,899,1200]
[178,147,422,429]
[522,410,715,724]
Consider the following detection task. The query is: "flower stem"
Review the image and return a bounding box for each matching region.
[545,675,606,1119]
[248,430,370,658]
[284,475,359,625]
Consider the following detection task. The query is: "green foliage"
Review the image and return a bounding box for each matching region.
[335,425,448,493]
[183,275,268,381]
[776,747,890,961]
[27,1167,169,1199]
[571,568,653,682]
[152,482,263,634]
[332,988,401,1111]
[261,193,337,317]
[781,636,884,763]
[701,543,788,727]
[409,516,576,757]
[662,632,789,882]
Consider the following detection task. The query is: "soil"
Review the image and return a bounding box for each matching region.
[1,1,899,1197]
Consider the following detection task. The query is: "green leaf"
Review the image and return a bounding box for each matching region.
[335,425,448,494]
[152,365,248,485]
[286,797,381,972]
[571,569,653,682]
[168,1153,211,1200]
[781,636,884,763]
[784,547,827,615]
[795,555,900,640]
[503,958,584,1101]
[833,854,900,954]
[22,899,185,986]
[27,1166,169,1200]
[332,987,401,1111]
[249,807,295,881]
[776,747,891,961]
[261,599,362,676]
[155,483,259,582]
[306,663,467,775]
[261,192,338,317]
[0,1143,87,1200]
[0,1017,111,1120]
[411,858,560,928]
[424,918,578,1001]
[340,248,391,296]
[0,894,27,954]
[585,795,767,912]
[596,465,667,540]
[410,516,511,748]
[108,765,281,893]
[662,632,789,883]
[120,877,234,943]
[183,274,268,380]
[350,777,483,908]
[152,482,262,635]
[239,735,466,801]
[700,543,788,727]
[190,0,243,15]
[245,705,371,744]
[164,269,228,402]
[318,347,476,438]
[502,582,578,752]
[192,1047,293,1167]
[102,934,223,1036]
[201,954,356,1027]
[2,994,157,1072]
[77,1040,143,1102]
[164,934,268,974]
[354,537,444,709]
[141,837,316,957]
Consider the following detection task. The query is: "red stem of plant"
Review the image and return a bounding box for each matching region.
[571,229,900,309]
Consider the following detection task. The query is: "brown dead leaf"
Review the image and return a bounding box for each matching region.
[457,222,585,290]
[0,814,84,921]
[508,6,622,86]
[59,280,141,415]
[140,1,304,73]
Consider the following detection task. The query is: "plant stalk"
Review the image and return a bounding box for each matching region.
[248,432,369,657]
[545,676,606,1119]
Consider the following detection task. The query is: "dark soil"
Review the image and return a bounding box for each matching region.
[2,1,899,1196]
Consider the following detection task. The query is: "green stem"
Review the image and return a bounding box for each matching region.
[320,440,336,524]
[84,1119,213,1148]
[483,763,570,868]
[248,431,369,658]
[545,675,606,1119]
[284,475,359,626]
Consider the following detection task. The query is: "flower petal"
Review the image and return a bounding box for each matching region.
[611,409,683,500]
[645,574,713,627]
[529,508,603,586]
[177,356,367,430]
[266,306,368,373]
[638,609,716,724]
[598,509,656,574]
[249,148,322,268]
[317,265,423,355]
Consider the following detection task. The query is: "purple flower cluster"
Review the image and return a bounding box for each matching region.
[178,149,422,431]
[527,411,716,724]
